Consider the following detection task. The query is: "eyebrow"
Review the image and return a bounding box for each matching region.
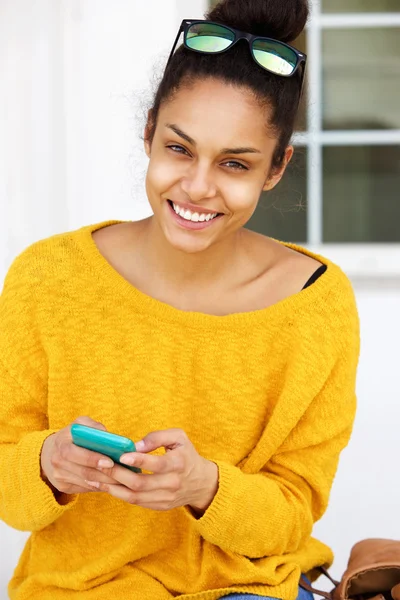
[166,123,261,155]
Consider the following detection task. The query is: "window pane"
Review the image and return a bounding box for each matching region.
[246,149,307,242]
[323,28,400,130]
[323,0,399,12]
[323,145,400,242]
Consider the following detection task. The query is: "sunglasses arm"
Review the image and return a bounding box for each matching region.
[166,24,184,67]
[298,62,307,103]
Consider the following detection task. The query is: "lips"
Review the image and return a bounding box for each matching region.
[168,199,223,216]
[166,199,223,231]
[168,200,220,223]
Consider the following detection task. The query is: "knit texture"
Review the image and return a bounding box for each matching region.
[0,221,360,600]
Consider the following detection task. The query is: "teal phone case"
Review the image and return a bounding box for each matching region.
[70,424,141,473]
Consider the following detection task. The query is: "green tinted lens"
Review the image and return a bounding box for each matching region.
[253,39,297,75]
[186,23,235,53]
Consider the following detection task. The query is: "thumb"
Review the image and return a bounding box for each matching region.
[135,428,187,453]
[72,416,107,431]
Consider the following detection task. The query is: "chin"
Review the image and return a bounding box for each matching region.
[164,229,215,254]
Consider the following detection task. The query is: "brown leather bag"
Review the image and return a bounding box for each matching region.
[300,540,400,600]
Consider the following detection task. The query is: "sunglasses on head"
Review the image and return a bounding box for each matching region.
[167,19,307,88]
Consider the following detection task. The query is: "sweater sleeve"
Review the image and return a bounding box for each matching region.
[0,247,78,532]
[184,294,360,558]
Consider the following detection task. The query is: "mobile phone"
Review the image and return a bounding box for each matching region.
[70,424,141,473]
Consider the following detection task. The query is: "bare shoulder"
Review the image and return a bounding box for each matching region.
[92,222,138,251]
[243,229,324,294]
[91,221,145,279]
[269,235,323,275]
[92,220,147,264]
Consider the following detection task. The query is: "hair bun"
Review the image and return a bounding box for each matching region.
[206,0,309,44]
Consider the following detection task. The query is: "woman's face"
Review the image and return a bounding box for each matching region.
[144,78,293,255]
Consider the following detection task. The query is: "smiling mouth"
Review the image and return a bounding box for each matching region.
[167,200,223,223]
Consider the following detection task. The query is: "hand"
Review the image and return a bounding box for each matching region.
[87,428,219,513]
[40,416,124,495]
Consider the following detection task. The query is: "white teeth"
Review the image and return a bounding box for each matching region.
[171,202,219,223]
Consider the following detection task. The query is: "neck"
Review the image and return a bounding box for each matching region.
[137,216,245,292]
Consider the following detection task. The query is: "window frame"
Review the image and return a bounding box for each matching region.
[298,1,400,277]
[301,3,400,245]
[204,0,400,277]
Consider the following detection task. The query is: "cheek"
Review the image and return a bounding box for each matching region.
[146,155,175,196]
[223,178,262,215]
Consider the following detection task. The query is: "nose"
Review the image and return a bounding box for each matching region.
[180,162,217,203]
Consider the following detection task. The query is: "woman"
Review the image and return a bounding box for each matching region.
[0,0,360,599]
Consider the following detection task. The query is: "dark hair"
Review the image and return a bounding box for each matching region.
[147,0,309,170]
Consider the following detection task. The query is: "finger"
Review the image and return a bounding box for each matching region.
[88,481,178,509]
[72,464,121,486]
[54,457,121,486]
[72,416,107,432]
[59,440,115,470]
[135,428,187,453]
[119,451,184,474]
[96,471,179,494]
[97,465,146,488]
[51,468,100,494]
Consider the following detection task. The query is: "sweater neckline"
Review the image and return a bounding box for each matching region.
[77,220,340,329]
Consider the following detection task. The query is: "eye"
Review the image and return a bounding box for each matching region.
[223,161,249,171]
[167,144,190,156]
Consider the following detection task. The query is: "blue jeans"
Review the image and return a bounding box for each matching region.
[221,579,314,600]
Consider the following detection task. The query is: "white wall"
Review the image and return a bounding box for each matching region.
[314,279,400,586]
[0,0,204,281]
[1,1,399,598]
[0,0,204,596]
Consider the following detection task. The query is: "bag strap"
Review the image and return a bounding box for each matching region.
[300,578,332,600]
[299,567,339,599]
[319,566,340,587]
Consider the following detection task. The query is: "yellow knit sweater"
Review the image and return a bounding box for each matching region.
[0,221,360,600]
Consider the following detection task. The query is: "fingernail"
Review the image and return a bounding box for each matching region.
[86,480,100,489]
[135,440,145,452]
[98,459,114,468]
[120,455,134,465]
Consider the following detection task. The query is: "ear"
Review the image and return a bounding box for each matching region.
[144,109,155,158]
[263,145,294,192]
